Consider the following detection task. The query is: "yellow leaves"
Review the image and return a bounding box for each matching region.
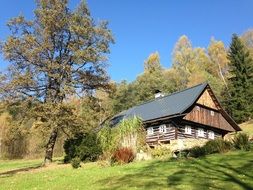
[144,52,161,72]
[208,38,229,70]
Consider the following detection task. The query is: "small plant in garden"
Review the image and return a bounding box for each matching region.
[111,147,135,164]
[150,146,171,158]
[71,157,81,169]
[233,133,251,151]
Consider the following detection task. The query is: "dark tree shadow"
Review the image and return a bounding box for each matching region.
[0,157,65,178]
[0,164,42,178]
[96,151,253,190]
[167,152,253,190]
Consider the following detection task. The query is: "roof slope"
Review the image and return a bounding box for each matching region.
[111,83,207,125]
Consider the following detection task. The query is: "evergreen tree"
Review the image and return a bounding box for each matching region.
[225,34,253,123]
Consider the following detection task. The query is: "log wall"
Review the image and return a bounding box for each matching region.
[177,124,222,140]
[146,123,175,145]
[145,121,222,145]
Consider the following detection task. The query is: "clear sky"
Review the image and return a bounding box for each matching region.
[0,0,252,82]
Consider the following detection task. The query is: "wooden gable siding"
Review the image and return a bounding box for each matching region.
[146,123,175,144]
[184,105,235,132]
[197,89,218,110]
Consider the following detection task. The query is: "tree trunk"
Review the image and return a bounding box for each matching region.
[44,128,58,165]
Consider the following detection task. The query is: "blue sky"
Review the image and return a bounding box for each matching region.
[0,0,252,82]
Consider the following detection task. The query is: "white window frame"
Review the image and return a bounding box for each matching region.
[208,131,214,139]
[159,124,167,133]
[198,128,205,137]
[210,110,214,116]
[185,125,192,135]
[147,127,154,135]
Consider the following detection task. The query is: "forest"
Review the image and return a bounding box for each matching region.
[0,0,252,162]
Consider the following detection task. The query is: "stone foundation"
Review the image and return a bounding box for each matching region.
[156,138,208,152]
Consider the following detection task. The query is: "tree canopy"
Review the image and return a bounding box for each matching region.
[224,34,253,123]
[0,0,114,163]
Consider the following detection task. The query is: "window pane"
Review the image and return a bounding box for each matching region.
[185,125,191,134]
[147,127,153,135]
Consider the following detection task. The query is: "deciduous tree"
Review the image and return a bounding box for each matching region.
[0,0,113,163]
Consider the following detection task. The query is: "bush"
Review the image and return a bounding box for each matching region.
[189,146,206,158]
[176,150,190,159]
[233,133,251,151]
[64,132,102,163]
[71,157,81,169]
[204,138,232,154]
[189,138,232,158]
[111,147,135,164]
[150,146,171,158]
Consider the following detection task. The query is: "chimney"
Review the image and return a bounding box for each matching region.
[155,90,164,99]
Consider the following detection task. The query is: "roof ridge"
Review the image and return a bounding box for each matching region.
[134,82,208,107]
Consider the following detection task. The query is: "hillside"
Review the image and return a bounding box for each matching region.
[0,150,252,190]
[240,120,253,137]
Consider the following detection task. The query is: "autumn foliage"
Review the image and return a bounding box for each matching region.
[111,147,135,164]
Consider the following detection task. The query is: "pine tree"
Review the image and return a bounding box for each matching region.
[225,34,253,123]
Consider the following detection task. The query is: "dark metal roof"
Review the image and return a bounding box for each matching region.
[111,83,207,125]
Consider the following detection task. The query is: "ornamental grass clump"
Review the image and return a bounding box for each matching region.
[98,116,145,160]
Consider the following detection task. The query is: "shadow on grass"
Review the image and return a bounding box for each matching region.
[0,164,42,178]
[0,158,64,178]
[96,151,253,190]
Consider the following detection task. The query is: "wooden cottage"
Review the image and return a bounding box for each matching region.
[110,83,241,146]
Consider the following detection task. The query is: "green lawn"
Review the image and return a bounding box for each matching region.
[240,120,253,137]
[0,159,42,173]
[0,150,253,190]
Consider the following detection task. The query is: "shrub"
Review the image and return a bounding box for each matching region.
[189,146,206,158]
[204,138,232,154]
[64,132,102,163]
[71,157,81,169]
[233,133,251,151]
[111,147,135,164]
[150,146,171,158]
[189,138,233,158]
[176,150,190,159]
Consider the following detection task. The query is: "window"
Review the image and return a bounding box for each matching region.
[210,110,214,116]
[208,131,214,139]
[159,124,167,133]
[147,127,154,135]
[198,128,204,137]
[185,125,192,134]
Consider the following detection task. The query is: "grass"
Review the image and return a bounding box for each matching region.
[0,159,42,173]
[0,150,253,190]
[240,120,253,137]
